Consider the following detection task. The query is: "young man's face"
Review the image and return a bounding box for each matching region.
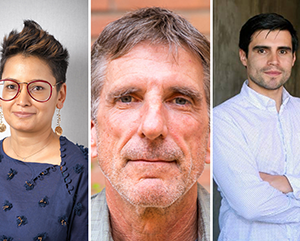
[239,30,296,94]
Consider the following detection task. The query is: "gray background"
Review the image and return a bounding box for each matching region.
[0,0,88,146]
[213,0,300,240]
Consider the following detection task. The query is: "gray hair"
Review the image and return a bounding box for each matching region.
[91,7,210,121]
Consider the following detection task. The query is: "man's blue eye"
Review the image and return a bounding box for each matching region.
[175,98,188,105]
[120,96,132,103]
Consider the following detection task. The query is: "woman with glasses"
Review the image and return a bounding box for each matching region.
[0,20,88,240]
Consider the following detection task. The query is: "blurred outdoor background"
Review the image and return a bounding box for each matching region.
[91,0,211,195]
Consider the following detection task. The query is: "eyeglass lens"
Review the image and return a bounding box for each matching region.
[0,80,52,102]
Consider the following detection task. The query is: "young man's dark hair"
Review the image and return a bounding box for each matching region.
[239,13,298,56]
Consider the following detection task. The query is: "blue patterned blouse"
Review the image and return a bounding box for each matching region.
[0,136,88,241]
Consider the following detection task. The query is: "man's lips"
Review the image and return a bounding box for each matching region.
[13,112,35,118]
[126,159,177,179]
[126,159,178,171]
[127,159,176,163]
[264,70,282,76]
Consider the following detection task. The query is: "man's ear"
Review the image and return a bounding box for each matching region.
[56,83,67,109]
[292,52,296,67]
[205,133,210,164]
[239,49,248,67]
[91,120,98,159]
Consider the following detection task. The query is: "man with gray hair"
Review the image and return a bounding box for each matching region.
[91,7,210,241]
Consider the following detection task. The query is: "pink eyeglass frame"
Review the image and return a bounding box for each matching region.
[0,79,62,102]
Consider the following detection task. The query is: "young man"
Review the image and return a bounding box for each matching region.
[214,13,300,240]
[91,7,210,241]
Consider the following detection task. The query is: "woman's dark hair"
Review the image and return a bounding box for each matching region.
[0,20,69,90]
[239,13,298,56]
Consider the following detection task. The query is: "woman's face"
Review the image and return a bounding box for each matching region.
[0,54,66,134]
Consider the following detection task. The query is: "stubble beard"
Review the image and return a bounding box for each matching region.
[249,67,290,91]
[95,126,209,210]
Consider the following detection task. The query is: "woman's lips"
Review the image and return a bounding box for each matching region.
[13,112,35,118]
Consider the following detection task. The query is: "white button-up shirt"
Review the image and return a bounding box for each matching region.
[213,80,300,240]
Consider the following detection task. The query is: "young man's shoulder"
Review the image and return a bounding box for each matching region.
[213,93,244,118]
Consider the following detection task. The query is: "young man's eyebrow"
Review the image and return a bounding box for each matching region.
[252,45,292,51]
[277,46,292,51]
[252,45,270,50]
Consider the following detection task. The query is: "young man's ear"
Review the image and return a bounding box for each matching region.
[239,49,248,67]
[292,52,296,67]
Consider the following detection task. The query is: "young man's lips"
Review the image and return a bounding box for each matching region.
[265,71,281,76]
[13,112,35,118]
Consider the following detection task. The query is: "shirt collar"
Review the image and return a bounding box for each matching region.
[95,183,210,241]
[197,183,210,241]
[240,80,290,111]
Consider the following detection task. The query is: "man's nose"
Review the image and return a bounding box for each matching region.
[268,52,279,66]
[137,100,168,140]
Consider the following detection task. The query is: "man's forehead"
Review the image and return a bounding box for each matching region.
[104,43,203,84]
[108,41,202,67]
[250,29,292,44]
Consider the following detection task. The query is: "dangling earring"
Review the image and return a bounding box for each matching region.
[0,108,6,133]
[55,109,63,136]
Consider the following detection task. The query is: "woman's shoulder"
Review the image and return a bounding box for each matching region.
[59,136,88,167]
[60,136,88,158]
[0,137,5,148]
[59,136,88,195]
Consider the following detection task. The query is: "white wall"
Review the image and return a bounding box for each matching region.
[0,0,88,146]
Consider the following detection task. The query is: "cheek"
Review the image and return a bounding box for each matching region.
[96,109,140,161]
[104,109,140,139]
[1,103,9,112]
[1,104,11,120]
[284,59,295,69]
[38,103,56,120]
[169,112,208,145]
[169,112,209,168]
[247,60,258,72]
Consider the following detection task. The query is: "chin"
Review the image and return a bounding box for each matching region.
[11,125,36,133]
[113,177,192,208]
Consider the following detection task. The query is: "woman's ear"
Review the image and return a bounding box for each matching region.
[56,83,67,109]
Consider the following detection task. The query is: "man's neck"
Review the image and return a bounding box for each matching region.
[105,181,198,241]
[248,80,283,112]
